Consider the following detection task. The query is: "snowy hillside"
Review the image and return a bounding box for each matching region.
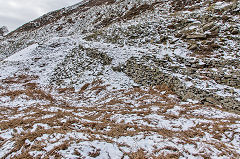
[0,0,239,158]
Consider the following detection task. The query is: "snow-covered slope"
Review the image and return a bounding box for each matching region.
[0,0,240,158]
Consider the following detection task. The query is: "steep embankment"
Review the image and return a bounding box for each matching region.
[0,0,239,158]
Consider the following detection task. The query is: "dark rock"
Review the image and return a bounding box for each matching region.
[167,24,176,29]
[56,26,63,31]
[186,34,207,40]
[202,22,215,32]
[188,44,198,50]
[231,28,239,35]
[112,65,124,72]
[0,26,8,36]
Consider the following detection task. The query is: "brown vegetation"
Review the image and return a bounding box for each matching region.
[0,75,239,158]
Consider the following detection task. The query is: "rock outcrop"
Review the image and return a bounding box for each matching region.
[122,56,240,112]
[0,26,8,36]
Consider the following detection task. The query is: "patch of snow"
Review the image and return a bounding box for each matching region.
[4,44,38,62]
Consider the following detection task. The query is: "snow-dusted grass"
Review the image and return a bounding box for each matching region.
[0,75,239,158]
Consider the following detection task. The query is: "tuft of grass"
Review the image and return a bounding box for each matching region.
[2,74,38,84]
[47,142,70,157]
[129,149,148,159]
[13,152,33,159]
[88,147,101,157]
[0,90,25,100]
[79,83,90,93]
[57,87,75,94]
[25,89,55,102]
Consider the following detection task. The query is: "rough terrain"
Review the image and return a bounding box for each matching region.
[0,0,239,158]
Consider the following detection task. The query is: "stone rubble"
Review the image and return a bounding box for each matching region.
[120,55,240,112]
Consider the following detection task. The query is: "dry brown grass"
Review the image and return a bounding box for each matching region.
[26,89,55,102]
[154,153,182,159]
[57,87,75,94]
[104,98,124,106]
[128,149,148,159]
[24,82,38,89]
[79,83,90,93]
[0,75,240,158]
[1,89,54,103]
[1,74,38,84]
[13,152,33,159]
[88,147,101,157]
[47,142,70,157]
[0,90,25,100]
[0,74,55,103]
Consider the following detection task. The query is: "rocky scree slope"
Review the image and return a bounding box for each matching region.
[0,0,240,158]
